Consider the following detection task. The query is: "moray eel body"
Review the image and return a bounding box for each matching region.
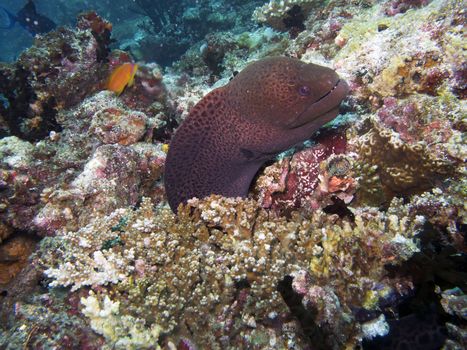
[165,56,349,212]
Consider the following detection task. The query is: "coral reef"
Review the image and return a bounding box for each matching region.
[347,90,465,207]
[37,195,426,349]
[0,0,465,348]
[255,0,370,59]
[351,115,456,198]
[253,0,322,32]
[0,279,105,349]
[0,90,167,238]
[125,0,264,66]
[0,12,112,141]
[333,0,465,103]
[255,130,353,215]
[0,7,172,241]
[35,143,163,235]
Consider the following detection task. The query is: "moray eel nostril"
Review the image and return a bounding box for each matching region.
[164,56,349,213]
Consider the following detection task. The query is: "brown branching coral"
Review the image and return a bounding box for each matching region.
[41,195,425,349]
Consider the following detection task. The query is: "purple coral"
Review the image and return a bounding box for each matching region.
[377,97,453,144]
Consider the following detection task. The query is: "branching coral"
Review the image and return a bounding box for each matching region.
[81,293,162,350]
[41,195,426,348]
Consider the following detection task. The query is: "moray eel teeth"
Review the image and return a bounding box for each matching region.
[164,56,349,213]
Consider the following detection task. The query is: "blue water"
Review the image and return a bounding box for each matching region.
[0,0,141,61]
[0,0,263,65]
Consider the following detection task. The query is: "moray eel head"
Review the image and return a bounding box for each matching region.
[227,56,348,129]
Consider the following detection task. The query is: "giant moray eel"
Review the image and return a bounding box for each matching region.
[165,56,349,212]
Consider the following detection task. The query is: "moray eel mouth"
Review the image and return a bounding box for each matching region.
[316,79,342,103]
[291,78,349,129]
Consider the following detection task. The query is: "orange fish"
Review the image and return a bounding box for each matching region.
[106,63,138,96]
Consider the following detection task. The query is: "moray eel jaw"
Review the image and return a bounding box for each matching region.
[291,78,349,128]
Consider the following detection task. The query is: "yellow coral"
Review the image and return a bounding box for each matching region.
[81,292,162,350]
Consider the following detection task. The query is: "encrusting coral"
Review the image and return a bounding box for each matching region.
[41,194,425,349]
[333,0,465,103]
[254,130,353,215]
[0,90,167,238]
[348,91,465,206]
[351,116,455,196]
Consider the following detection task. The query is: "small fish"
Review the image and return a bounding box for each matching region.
[106,63,139,96]
[0,0,56,36]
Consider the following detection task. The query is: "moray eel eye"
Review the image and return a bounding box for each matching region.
[298,85,311,96]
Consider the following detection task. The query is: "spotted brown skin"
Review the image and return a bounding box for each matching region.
[165,56,349,212]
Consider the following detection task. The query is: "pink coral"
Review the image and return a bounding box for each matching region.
[377,97,453,144]
[257,131,350,214]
